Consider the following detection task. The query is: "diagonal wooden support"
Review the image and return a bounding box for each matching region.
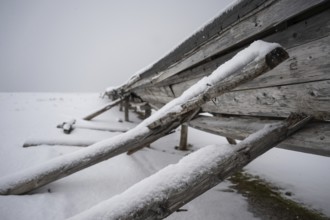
[83,98,124,121]
[0,42,288,195]
[68,114,312,220]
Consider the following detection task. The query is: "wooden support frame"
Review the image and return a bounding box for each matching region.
[68,114,312,220]
[0,46,288,195]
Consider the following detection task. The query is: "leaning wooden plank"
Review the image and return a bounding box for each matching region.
[190,115,330,157]
[0,41,287,195]
[68,115,311,220]
[83,98,123,121]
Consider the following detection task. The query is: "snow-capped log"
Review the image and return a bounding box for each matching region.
[23,138,98,148]
[68,115,312,220]
[0,41,288,195]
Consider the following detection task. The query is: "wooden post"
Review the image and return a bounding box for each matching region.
[124,97,129,122]
[179,124,188,150]
[119,101,123,111]
[226,137,237,145]
[145,103,152,148]
[145,104,151,119]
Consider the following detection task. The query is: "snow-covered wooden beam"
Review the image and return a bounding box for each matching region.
[68,114,312,220]
[23,138,99,148]
[0,41,288,195]
[57,120,130,135]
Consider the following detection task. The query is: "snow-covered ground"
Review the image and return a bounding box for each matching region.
[0,93,329,219]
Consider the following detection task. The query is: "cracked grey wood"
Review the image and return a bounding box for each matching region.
[129,0,326,90]
[190,116,330,157]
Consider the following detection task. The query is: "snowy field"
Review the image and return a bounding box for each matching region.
[0,93,329,219]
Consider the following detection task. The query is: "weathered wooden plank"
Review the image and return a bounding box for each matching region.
[238,35,330,90]
[130,0,327,89]
[68,115,311,220]
[190,116,276,140]
[141,80,330,121]
[133,0,270,79]
[189,116,330,157]
[137,94,172,106]
[203,80,330,120]
[143,35,330,98]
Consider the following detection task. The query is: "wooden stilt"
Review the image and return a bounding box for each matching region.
[179,124,188,150]
[124,97,129,122]
[145,104,151,119]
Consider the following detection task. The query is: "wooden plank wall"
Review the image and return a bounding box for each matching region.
[190,116,330,157]
[130,0,328,89]
[128,0,330,155]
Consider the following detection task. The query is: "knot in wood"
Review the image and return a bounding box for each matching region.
[265,47,289,69]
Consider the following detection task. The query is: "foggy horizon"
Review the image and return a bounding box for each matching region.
[0,0,232,92]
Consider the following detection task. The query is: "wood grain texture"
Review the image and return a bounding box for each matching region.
[190,116,330,156]
[158,34,330,97]
[134,36,330,120]
[203,80,330,120]
[129,0,327,89]
[154,5,330,90]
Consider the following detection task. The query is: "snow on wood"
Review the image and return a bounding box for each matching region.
[23,138,97,148]
[137,41,284,129]
[68,115,311,220]
[0,41,288,195]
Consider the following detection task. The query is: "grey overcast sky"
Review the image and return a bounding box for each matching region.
[0,0,232,92]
